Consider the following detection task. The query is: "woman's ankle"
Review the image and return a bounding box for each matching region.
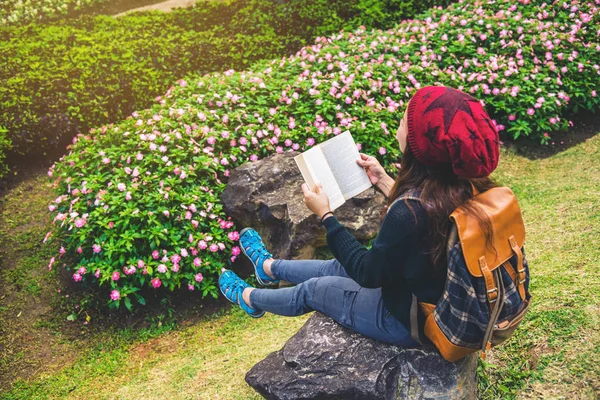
[242,287,255,308]
[263,258,276,279]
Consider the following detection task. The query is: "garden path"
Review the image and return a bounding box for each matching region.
[115,0,205,16]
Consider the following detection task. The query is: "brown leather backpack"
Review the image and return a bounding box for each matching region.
[409,186,532,362]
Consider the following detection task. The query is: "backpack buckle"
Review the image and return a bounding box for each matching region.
[517,267,526,285]
[487,287,498,303]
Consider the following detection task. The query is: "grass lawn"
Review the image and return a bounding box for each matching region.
[1,131,599,399]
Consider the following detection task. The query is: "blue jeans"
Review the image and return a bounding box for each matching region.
[249,258,418,346]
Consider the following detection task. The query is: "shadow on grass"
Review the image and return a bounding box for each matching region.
[502,111,600,160]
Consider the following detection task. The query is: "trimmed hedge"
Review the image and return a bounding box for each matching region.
[0,0,452,167]
[48,0,600,307]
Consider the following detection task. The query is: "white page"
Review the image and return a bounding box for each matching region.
[320,131,372,200]
[294,147,346,211]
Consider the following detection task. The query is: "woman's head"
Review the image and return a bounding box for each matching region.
[387,86,499,273]
[400,86,500,179]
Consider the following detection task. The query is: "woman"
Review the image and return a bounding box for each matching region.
[218,86,500,346]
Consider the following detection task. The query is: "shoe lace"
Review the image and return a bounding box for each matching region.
[244,235,271,259]
[224,278,247,302]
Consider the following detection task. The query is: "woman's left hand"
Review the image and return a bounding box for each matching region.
[301,183,331,218]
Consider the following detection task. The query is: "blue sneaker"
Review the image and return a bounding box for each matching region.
[239,228,280,287]
[218,269,264,318]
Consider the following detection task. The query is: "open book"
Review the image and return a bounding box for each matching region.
[294,131,372,211]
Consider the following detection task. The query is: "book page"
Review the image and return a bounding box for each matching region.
[294,147,346,211]
[320,131,372,200]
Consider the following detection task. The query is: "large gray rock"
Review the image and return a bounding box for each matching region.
[221,152,385,260]
[246,312,478,400]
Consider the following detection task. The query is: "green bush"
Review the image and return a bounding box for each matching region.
[0,126,10,178]
[48,0,600,308]
[0,0,451,161]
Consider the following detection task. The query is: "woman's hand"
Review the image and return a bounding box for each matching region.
[356,153,387,185]
[301,183,331,218]
[356,153,395,197]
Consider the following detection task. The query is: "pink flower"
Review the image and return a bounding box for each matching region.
[232,246,241,256]
[198,240,208,250]
[108,221,114,229]
[193,257,202,267]
[43,231,53,243]
[74,218,86,228]
[171,264,180,273]
[549,117,557,124]
[163,210,170,217]
[59,246,66,255]
[228,231,240,241]
[307,138,315,146]
[249,154,258,162]
[92,244,101,253]
[188,284,195,291]
[152,250,160,259]
[508,115,516,121]
[112,271,120,281]
[117,183,126,192]
[48,257,56,271]
[110,290,121,301]
[73,273,82,282]
[94,269,100,278]
[157,264,167,273]
[151,278,162,288]
[77,266,86,275]
[527,108,535,116]
[592,90,597,97]
[195,273,204,283]
[125,192,132,201]
[378,147,387,155]
[209,244,219,252]
[77,247,83,254]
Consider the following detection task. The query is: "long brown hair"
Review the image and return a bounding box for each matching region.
[385,144,497,273]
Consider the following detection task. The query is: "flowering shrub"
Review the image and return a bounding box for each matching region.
[0,0,105,25]
[0,0,451,162]
[49,0,600,308]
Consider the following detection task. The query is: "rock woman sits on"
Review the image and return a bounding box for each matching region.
[218,86,502,347]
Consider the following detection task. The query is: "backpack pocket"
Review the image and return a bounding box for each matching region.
[492,297,531,346]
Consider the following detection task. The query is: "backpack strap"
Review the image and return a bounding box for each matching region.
[410,294,423,346]
[388,189,422,211]
[481,268,506,351]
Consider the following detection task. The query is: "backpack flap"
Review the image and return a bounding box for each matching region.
[449,186,525,281]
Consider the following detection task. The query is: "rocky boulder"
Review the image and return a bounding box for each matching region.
[245,312,478,400]
[221,152,386,260]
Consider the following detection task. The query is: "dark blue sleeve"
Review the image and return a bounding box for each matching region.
[322,200,425,288]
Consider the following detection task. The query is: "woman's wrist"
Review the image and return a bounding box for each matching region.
[320,211,334,223]
[376,175,395,197]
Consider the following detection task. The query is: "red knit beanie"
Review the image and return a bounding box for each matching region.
[406,86,500,178]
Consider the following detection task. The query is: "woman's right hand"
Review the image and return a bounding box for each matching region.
[356,153,388,185]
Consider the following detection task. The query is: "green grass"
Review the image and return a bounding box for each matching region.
[1,134,600,399]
